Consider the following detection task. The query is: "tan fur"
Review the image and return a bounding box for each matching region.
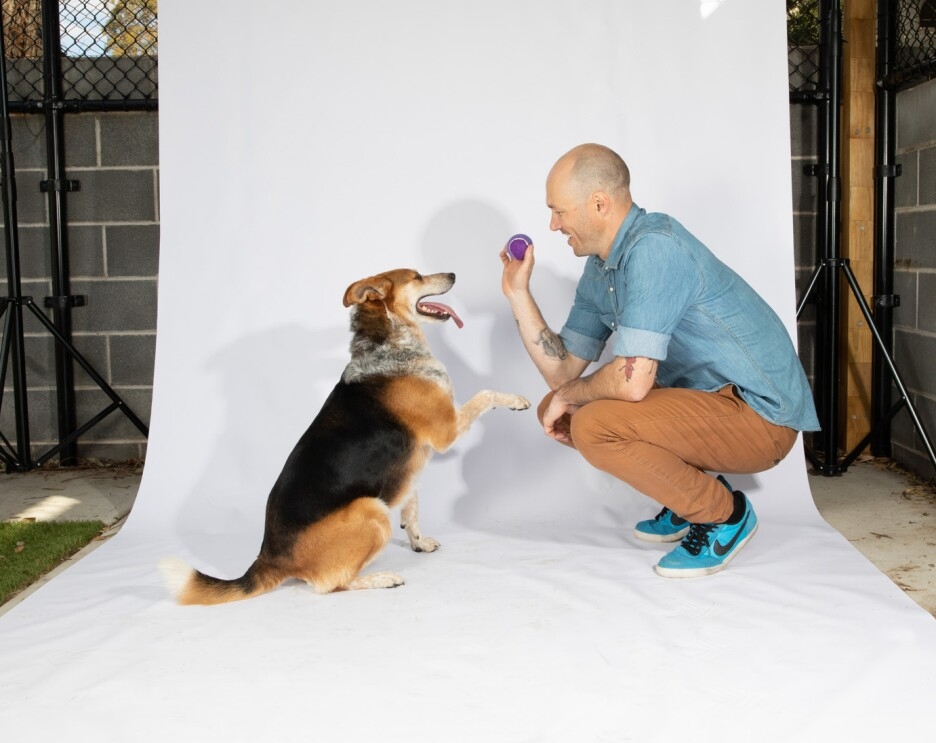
[382,376,459,453]
[293,498,398,593]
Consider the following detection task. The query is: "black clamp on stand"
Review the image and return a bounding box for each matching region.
[39,178,79,193]
[43,295,86,309]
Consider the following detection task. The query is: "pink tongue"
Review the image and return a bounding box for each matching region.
[421,301,464,329]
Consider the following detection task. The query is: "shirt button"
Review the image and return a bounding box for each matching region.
[609,287,614,292]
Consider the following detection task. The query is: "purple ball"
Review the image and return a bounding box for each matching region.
[507,233,532,261]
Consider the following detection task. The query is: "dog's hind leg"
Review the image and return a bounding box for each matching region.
[400,491,440,553]
[454,390,531,439]
[293,497,404,592]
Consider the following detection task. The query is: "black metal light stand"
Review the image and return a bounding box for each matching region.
[797,0,936,476]
[0,5,149,471]
[40,0,80,464]
[870,0,899,457]
[0,15,30,470]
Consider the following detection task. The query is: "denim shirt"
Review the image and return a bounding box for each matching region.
[559,204,820,431]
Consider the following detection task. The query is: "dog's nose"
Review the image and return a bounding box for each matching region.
[448,272,456,282]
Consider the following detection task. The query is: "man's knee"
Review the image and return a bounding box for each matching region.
[567,402,615,454]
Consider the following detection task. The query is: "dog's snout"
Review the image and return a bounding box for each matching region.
[447,272,456,283]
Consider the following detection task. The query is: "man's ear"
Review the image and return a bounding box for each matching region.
[343,276,393,307]
[593,190,611,214]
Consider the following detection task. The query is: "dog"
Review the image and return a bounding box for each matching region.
[160,269,530,605]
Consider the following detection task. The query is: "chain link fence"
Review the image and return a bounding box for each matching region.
[2,0,157,110]
[788,0,821,97]
[891,0,936,89]
[788,1,936,94]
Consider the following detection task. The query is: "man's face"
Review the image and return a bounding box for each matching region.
[546,167,600,258]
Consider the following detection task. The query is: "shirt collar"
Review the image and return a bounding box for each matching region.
[602,203,643,270]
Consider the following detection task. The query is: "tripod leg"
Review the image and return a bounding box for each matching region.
[0,299,12,414]
[0,301,19,467]
[799,260,843,475]
[23,298,149,438]
[841,262,936,472]
[796,262,824,319]
[0,297,33,470]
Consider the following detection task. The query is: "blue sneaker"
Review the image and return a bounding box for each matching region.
[633,475,734,543]
[633,508,690,542]
[655,493,758,578]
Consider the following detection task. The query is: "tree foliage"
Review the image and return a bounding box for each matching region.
[788,0,821,47]
[104,0,157,57]
[2,0,42,58]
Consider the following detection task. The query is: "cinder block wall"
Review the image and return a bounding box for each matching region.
[893,77,936,480]
[0,111,158,464]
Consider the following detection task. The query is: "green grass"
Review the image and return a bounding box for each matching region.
[0,520,105,605]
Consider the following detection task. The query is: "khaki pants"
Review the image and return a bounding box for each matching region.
[538,385,798,523]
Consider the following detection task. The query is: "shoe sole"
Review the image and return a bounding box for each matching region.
[632,526,691,543]
[653,522,759,578]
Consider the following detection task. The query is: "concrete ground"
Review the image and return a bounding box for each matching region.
[807,458,936,617]
[1,458,934,618]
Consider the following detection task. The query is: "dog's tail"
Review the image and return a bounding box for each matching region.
[158,556,286,606]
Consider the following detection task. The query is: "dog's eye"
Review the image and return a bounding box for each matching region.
[414,273,423,281]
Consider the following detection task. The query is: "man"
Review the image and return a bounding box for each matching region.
[500,143,820,578]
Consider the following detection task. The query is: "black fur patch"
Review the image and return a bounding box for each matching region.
[260,379,413,557]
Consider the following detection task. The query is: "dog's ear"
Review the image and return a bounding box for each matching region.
[343,276,393,307]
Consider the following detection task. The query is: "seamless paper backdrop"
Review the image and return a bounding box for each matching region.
[1,2,934,741]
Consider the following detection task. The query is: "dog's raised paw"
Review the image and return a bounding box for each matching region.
[509,396,531,410]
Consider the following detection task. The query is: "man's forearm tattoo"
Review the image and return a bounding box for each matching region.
[538,328,568,360]
[621,356,636,381]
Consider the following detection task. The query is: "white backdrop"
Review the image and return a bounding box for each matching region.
[1,2,934,741]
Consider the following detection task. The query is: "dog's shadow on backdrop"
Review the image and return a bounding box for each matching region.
[417,201,647,546]
[172,322,351,567]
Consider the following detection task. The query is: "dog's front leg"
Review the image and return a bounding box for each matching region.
[455,390,531,438]
[400,492,440,553]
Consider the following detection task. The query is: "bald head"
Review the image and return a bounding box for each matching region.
[553,144,631,201]
[545,144,634,260]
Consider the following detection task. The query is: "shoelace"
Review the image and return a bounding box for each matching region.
[680,523,716,555]
[654,507,672,521]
